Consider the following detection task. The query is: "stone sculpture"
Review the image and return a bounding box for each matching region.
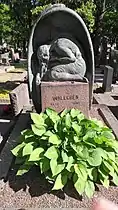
[36,44,50,85]
[36,37,87,83]
[28,3,94,112]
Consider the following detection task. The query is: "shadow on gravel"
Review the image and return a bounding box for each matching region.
[6,166,82,201]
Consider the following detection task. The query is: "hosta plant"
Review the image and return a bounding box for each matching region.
[11,108,118,198]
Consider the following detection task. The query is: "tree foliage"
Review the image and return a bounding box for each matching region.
[0,3,11,43]
[76,0,96,33]
[103,11,118,44]
[1,0,118,52]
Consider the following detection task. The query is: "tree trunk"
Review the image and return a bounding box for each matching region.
[92,0,106,62]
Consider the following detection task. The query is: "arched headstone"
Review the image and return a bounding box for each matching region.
[28,4,94,114]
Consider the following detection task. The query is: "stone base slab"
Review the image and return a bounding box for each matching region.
[41,81,89,117]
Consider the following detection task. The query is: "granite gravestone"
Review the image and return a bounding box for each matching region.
[28,4,94,116]
[109,48,118,82]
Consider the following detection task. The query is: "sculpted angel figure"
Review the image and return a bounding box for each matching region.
[36,44,50,85]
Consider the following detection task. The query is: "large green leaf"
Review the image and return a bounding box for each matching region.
[52,172,68,190]
[70,109,81,118]
[29,147,44,161]
[31,113,45,125]
[107,151,115,161]
[105,139,118,151]
[49,134,61,145]
[72,122,81,135]
[11,142,25,156]
[83,130,96,141]
[77,146,89,160]
[39,157,50,174]
[31,124,46,136]
[44,146,59,159]
[61,150,69,163]
[110,161,118,174]
[112,172,118,186]
[74,164,87,180]
[73,136,81,143]
[87,149,102,166]
[94,136,104,144]
[95,148,108,159]
[102,131,115,140]
[50,159,65,176]
[70,143,83,153]
[73,173,86,195]
[46,108,60,123]
[71,143,88,160]
[98,165,108,179]
[100,175,109,189]
[91,118,104,128]
[65,113,71,128]
[66,156,74,172]
[103,160,114,173]
[85,180,95,198]
[16,164,31,176]
[77,113,85,122]
[44,130,53,137]
[22,142,34,156]
[60,109,69,117]
[87,168,98,182]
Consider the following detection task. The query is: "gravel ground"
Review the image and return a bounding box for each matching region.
[0,166,118,209]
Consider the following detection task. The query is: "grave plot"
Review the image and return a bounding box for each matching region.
[0,60,27,116]
[93,90,118,138]
[0,107,118,208]
[0,60,28,159]
[0,4,118,209]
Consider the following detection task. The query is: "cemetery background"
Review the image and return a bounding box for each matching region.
[0,0,118,208]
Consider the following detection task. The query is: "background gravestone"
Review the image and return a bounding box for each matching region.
[28,4,94,115]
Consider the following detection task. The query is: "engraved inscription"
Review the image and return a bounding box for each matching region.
[52,95,79,101]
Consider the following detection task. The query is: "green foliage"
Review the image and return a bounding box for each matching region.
[0,4,11,43]
[31,5,50,22]
[76,0,96,33]
[11,108,118,198]
[103,11,118,42]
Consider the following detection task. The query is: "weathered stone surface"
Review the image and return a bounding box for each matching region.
[41,81,89,117]
[18,71,27,82]
[37,38,87,82]
[5,66,15,72]
[9,83,30,116]
[0,52,10,65]
[0,111,30,180]
[102,66,113,92]
[0,65,15,73]
[99,106,118,138]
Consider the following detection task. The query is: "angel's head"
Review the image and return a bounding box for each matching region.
[37,45,50,64]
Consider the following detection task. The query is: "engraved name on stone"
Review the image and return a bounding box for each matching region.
[52,95,79,101]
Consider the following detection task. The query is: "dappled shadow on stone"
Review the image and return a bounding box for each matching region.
[108,106,118,120]
[93,87,104,93]
[7,166,82,201]
[0,81,18,91]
